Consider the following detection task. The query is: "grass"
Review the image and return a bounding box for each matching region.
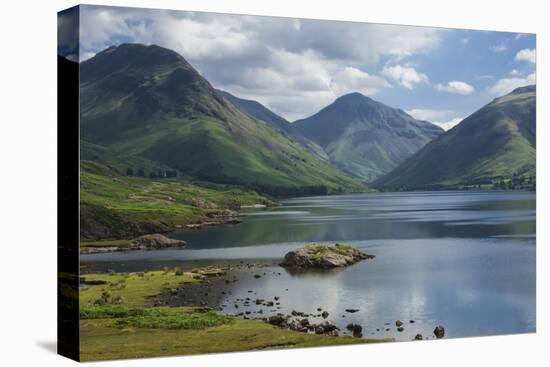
[80,304,233,329]
[80,318,379,361]
[79,267,387,361]
[80,270,200,307]
[305,243,354,260]
[80,160,276,240]
[80,239,133,248]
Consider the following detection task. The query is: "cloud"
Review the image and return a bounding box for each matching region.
[515,48,536,64]
[487,72,536,95]
[406,109,463,130]
[515,33,528,40]
[490,43,507,52]
[78,5,444,120]
[435,81,475,95]
[381,64,429,89]
[475,75,494,80]
[330,67,392,96]
[460,38,470,45]
[510,69,520,76]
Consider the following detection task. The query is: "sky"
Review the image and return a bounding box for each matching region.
[74,5,536,130]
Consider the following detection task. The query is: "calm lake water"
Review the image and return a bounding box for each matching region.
[81,191,536,341]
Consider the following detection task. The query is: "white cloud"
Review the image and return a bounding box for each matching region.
[487,72,536,95]
[515,33,528,40]
[476,75,494,80]
[490,43,507,52]
[381,64,429,89]
[510,69,520,76]
[78,5,445,120]
[330,67,391,96]
[435,81,475,95]
[460,38,470,45]
[406,109,463,130]
[515,48,536,64]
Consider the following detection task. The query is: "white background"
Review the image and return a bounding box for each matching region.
[0,0,547,366]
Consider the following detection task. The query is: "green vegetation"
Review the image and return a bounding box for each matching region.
[80,317,377,361]
[375,85,536,190]
[293,92,444,182]
[80,270,200,307]
[80,160,275,240]
[81,304,232,330]
[306,243,353,260]
[79,267,383,361]
[80,44,366,196]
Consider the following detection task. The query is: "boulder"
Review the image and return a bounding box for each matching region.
[434,325,445,339]
[281,243,374,269]
[130,234,187,250]
[414,334,423,340]
[268,315,287,326]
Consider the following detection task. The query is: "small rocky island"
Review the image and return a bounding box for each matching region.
[281,243,374,268]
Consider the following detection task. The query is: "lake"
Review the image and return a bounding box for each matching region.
[81,191,536,341]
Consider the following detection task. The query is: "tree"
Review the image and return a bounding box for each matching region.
[126,167,134,176]
[137,168,145,177]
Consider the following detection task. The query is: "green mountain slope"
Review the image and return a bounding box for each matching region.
[80,44,365,195]
[375,85,536,189]
[215,89,330,160]
[215,89,293,133]
[293,92,443,182]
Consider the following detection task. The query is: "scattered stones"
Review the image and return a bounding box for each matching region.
[395,320,404,327]
[397,327,404,332]
[414,334,423,340]
[345,309,359,313]
[268,315,287,326]
[346,323,363,337]
[322,311,329,319]
[254,274,262,279]
[433,325,445,339]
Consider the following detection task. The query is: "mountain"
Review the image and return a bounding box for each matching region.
[80,43,365,195]
[375,85,536,189]
[215,89,330,160]
[215,90,293,133]
[293,92,444,182]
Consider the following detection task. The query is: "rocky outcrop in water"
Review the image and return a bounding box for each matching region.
[281,243,374,268]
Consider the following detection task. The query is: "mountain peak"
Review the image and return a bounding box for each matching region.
[334,92,372,104]
[510,84,535,95]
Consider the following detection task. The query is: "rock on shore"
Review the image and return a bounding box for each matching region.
[281,243,374,268]
[130,234,187,250]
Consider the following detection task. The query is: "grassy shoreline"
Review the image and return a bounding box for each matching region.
[79,267,386,360]
[80,160,278,242]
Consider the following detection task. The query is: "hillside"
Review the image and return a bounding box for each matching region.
[215,89,293,133]
[79,160,276,240]
[79,43,365,195]
[375,85,536,190]
[293,92,443,181]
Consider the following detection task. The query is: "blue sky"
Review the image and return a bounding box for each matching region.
[75,5,536,129]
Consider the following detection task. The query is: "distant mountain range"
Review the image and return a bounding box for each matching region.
[375,85,536,189]
[293,92,444,181]
[79,43,364,195]
[78,43,536,194]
